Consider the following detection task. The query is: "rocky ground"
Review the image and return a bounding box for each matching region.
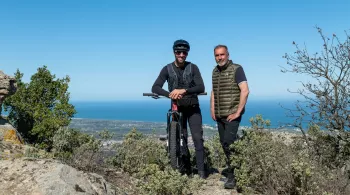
[0,143,241,195]
[1,116,303,195]
[0,149,240,195]
[1,121,302,195]
[0,125,242,195]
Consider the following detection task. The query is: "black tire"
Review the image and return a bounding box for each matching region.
[169,121,179,169]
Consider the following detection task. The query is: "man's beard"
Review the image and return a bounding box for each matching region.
[217,60,228,66]
[176,58,185,65]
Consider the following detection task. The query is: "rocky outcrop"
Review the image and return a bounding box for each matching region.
[0,126,125,195]
[0,70,17,109]
[0,158,123,195]
[0,117,24,148]
[0,127,124,195]
[0,70,125,194]
[0,129,125,195]
[0,70,22,148]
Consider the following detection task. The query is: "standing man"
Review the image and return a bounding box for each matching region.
[152,39,207,179]
[211,45,249,189]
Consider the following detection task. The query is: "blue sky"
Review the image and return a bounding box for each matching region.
[1,0,349,101]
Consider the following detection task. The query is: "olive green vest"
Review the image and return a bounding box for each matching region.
[212,60,243,117]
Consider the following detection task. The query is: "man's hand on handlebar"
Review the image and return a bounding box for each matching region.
[169,89,186,100]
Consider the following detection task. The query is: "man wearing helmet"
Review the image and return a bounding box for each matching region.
[152,39,207,179]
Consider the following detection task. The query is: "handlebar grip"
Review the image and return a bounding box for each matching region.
[143,92,207,96]
[143,93,159,96]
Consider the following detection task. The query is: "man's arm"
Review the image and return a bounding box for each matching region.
[227,66,249,122]
[151,66,170,97]
[186,64,205,94]
[210,90,216,121]
[210,91,215,110]
[235,67,249,115]
[235,82,249,115]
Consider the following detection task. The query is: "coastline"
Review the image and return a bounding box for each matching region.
[69,118,302,143]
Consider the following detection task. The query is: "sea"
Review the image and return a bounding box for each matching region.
[1,99,305,140]
[71,99,300,129]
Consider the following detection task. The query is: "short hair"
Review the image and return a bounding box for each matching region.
[214,45,229,53]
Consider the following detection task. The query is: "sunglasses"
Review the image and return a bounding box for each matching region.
[175,51,188,55]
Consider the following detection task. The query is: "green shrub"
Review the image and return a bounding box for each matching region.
[24,145,54,159]
[110,128,206,195]
[3,66,76,150]
[52,127,93,155]
[307,124,350,167]
[136,164,205,195]
[290,140,350,195]
[231,129,295,194]
[112,128,169,175]
[230,115,350,195]
[52,126,117,172]
[249,114,271,130]
[204,133,226,169]
[69,137,103,172]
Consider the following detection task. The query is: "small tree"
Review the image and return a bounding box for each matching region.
[3,65,76,150]
[281,27,350,133]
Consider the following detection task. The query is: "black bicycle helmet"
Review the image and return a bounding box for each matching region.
[173,39,190,52]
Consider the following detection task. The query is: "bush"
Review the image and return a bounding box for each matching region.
[3,66,76,150]
[110,128,206,194]
[69,137,103,172]
[307,124,350,167]
[52,127,116,172]
[52,127,93,155]
[231,129,295,194]
[24,145,54,159]
[112,128,169,175]
[136,164,205,195]
[230,115,350,195]
[204,133,226,169]
[290,138,350,195]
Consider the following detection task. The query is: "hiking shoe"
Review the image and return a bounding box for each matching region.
[198,171,207,179]
[224,172,236,189]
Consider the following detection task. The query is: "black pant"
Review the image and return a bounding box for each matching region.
[216,115,242,171]
[178,105,205,172]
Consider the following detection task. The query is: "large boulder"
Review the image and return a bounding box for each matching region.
[0,117,24,147]
[0,158,123,195]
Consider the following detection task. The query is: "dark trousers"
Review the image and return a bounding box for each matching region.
[216,115,242,171]
[178,105,205,172]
